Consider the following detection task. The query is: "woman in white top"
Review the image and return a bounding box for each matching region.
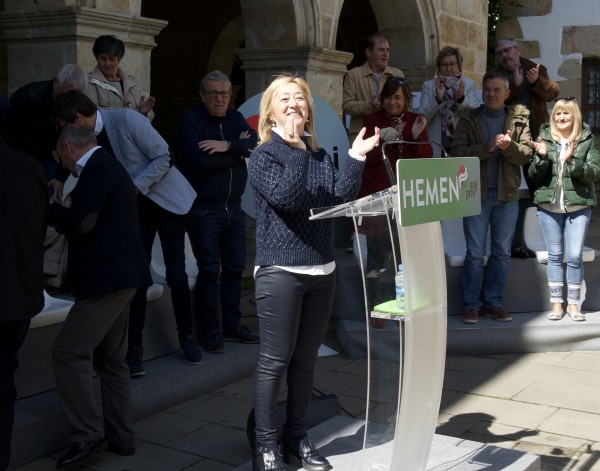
[420,46,479,157]
[85,35,155,120]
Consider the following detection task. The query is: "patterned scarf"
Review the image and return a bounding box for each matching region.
[439,75,461,147]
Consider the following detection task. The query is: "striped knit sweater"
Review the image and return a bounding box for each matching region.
[248,133,365,267]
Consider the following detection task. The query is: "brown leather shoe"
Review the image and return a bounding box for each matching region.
[461,308,479,324]
[484,306,512,322]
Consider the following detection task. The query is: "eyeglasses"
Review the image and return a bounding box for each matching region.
[495,46,515,56]
[203,90,232,99]
[557,96,576,102]
[439,62,458,69]
[388,76,406,85]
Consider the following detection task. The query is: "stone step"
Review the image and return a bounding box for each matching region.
[337,310,600,361]
[10,342,259,469]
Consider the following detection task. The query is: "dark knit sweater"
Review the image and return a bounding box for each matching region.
[248,134,365,267]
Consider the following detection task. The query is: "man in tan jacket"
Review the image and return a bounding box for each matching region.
[342,33,404,142]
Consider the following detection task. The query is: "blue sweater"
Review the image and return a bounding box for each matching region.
[248,134,365,266]
[177,104,257,210]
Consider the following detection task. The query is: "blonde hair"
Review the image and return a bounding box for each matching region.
[257,75,319,150]
[549,99,582,143]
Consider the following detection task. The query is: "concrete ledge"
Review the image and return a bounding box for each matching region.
[15,284,171,399]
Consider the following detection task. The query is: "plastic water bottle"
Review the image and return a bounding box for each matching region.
[395,264,405,310]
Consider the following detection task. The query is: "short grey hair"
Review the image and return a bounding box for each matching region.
[58,124,97,149]
[495,37,519,49]
[55,64,88,92]
[200,70,231,92]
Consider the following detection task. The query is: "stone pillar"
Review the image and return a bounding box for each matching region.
[0,3,166,94]
[237,46,353,116]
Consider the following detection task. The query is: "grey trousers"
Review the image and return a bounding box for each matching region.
[52,288,136,447]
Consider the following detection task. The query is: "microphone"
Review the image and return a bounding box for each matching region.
[379,127,399,142]
[379,128,398,186]
[380,127,450,158]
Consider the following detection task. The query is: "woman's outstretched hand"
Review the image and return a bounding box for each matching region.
[351,127,381,155]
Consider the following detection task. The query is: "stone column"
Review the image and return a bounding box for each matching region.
[237,46,353,116]
[0,3,166,94]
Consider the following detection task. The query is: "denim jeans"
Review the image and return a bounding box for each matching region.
[462,188,519,309]
[536,207,591,304]
[186,207,246,338]
[128,195,192,350]
[253,266,335,448]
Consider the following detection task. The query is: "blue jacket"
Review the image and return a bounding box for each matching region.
[177,104,257,210]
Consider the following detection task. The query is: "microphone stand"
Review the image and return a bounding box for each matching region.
[381,139,450,187]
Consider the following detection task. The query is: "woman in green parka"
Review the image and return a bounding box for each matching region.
[529,98,600,321]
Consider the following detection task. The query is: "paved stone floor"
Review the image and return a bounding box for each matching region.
[11,208,600,471]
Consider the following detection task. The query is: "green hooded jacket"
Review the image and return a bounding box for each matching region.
[528,122,600,208]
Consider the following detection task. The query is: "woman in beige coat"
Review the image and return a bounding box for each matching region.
[85,35,155,120]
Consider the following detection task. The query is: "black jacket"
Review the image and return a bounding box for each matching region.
[49,148,151,300]
[0,143,47,321]
[177,104,257,210]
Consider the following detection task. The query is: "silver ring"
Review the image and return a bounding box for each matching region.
[288,132,294,138]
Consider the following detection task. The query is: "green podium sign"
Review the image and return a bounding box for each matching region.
[396,157,481,227]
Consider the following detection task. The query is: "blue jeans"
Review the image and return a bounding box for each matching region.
[463,188,519,309]
[128,196,192,350]
[537,207,591,304]
[186,207,246,338]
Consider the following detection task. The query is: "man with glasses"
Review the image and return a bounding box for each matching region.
[495,38,560,257]
[343,33,404,143]
[178,71,259,354]
[451,72,533,324]
[494,37,559,141]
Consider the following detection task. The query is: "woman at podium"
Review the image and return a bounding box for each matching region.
[248,75,379,471]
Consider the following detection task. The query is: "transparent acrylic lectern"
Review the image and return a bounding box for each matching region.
[309,156,480,470]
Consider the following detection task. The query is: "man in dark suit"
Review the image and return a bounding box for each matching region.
[0,140,47,471]
[53,91,201,377]
[49,125,151,469]
[5,64,87,199]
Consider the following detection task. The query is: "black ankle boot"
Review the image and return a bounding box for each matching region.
[282,435,332,471]
[253,445,287,471]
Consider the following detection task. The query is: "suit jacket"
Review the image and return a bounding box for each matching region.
[0,143,47,321]
[100,108,196,214]
[49,148,151,300]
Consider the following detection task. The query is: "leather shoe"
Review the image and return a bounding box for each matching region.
[106,442,135,456]
[253,445,287,471]
[282,435,331,471]
[56,439,104,468]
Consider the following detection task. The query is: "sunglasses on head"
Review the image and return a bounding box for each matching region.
[388,76,407,85]
[557,96,576,102]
